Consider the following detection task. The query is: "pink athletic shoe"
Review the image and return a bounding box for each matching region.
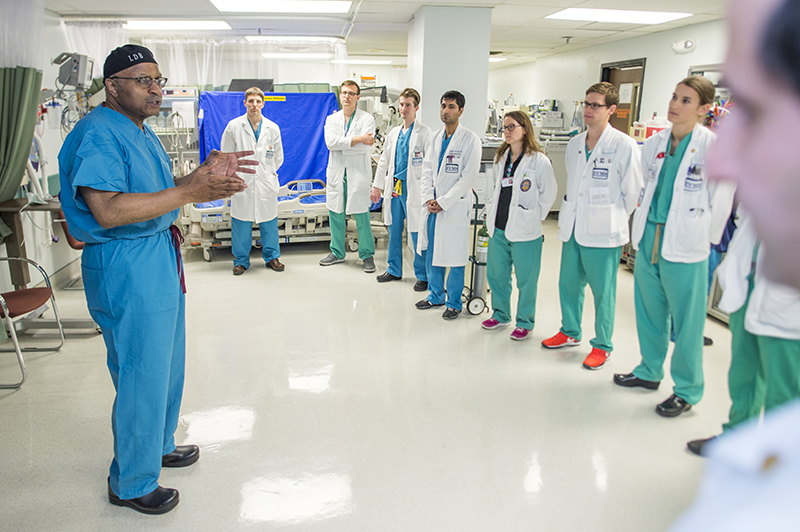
[510,327,531,341]
[481,318,510,330]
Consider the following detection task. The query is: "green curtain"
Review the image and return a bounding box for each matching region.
[0,66,43,243]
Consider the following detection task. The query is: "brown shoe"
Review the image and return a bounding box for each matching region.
[233,265,246,275]
[267,258,285,272]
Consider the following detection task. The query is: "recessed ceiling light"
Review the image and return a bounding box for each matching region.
[246,36,344,44]
[211,0,351,14]
[331,59,393,65]
[124,20,232,31]
[489,57,507,63]
[262,52,332,59]
[546,8,691,25]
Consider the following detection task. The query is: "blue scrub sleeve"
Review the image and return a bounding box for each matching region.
[70,134,129,213]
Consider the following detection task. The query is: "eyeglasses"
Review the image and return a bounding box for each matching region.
[580,101,609,110]
[340,90,358,97]
[109,76,169,88]
[499,123,521,133]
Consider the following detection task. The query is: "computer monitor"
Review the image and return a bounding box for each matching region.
[228,79,274,92]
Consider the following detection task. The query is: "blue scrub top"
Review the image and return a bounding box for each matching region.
[58,105,179,244]
[438,130,453,173]
[393,122,413,181]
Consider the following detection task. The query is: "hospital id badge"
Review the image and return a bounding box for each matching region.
[684,177,703,192]
[501,176,513,187]
[592,167,609,180]
[266,147,274,159]
[412,156,423,167]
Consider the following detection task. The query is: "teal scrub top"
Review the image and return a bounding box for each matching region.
[648,131,693,224]
[394,122,414,181]
[58,105,178,244]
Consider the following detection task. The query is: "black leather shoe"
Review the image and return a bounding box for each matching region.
[108,481,179,515]
[376,272,401,283]
[162,445,200,468]
[656,394,692,417]
[613,373,660,390]
[442,308,461,320]
[687,436,716,456]
[413,280,428,292]
[415,299,444,310]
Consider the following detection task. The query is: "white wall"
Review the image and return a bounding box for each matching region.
[488,19,728,122]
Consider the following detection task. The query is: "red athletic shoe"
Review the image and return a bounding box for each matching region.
[541,332,580,349]
[582,348,609,370]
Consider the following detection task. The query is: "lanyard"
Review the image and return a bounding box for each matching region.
[344,111,356,135]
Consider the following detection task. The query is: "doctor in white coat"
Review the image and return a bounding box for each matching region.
[614,76,736,417]
[481,110,557,340]
[416,90,481,320]
[668,1,800,528]
[686,209,800,455]
[220,87,284,275]
[319,80,377,273]
[370,87,432,290]
[542,82,643,370]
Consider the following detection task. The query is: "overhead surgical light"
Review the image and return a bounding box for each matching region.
[546,8,691,25]
[211,0,352,14]
[123,20,232,30]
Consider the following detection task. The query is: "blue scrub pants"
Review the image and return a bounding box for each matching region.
[425,212,465,311]
[231,216,280,269]
[558,234,622,352]
[82,230,185,500]
[633,221,708,404]
[487,229,543,329]
[409,231,427,282]
[387,187,427,281]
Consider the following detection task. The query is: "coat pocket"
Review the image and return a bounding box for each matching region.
[586,203,617,235]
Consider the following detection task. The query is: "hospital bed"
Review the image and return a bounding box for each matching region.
[179,179,387,261]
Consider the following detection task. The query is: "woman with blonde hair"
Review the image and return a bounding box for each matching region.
[481,111,557,340]
[614,76,736,416]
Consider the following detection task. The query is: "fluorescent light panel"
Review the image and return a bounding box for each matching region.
[211,0,351,14]
[262,52,332,59]
[331,59,393,65]
[546,8,691,25]
[124,20,232,30]
[246,36,344,44]
[489,57,507,63]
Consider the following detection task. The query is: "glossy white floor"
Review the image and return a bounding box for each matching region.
[0,219,733,531]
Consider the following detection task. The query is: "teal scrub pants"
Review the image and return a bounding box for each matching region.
[633,221,708,404]
[487,229,542,329]
[82,230,185,500]
[328,176,375,261]
[558,234,622,352]
[723,278,800,431]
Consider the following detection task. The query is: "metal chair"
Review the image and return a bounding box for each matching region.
[0,257,66,389]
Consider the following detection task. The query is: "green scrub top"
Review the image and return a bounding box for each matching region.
[648,132,693,224]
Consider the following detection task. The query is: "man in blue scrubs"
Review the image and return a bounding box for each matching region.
[59,45,252,515]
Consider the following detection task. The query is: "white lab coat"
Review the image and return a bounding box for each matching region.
[717,210,800,340]
[487,150,557,242]
[418,125,482,267]
[324,108,376,215]
[372,120,432,233]
[220,115,283,223]
[558,124,643,247]
[631,123,736,263]
[668,398,800,532]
